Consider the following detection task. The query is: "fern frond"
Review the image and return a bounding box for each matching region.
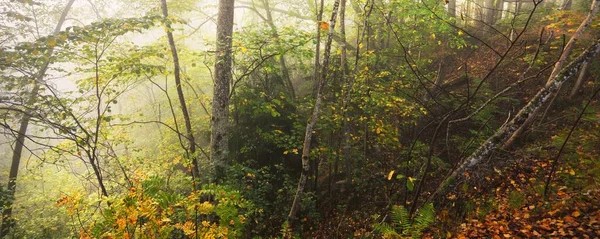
[373,223,401,237]
[413,203,435,233]
[391,205,411,232]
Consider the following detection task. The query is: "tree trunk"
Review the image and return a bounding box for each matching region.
[312,0,324,96]
[339,0,353,189]
[504,0,599,149]
[434,36,600,200]
[448,0,456,17]
[211,0,235,182]
[569,61,591,99]
[495,0,504,22]
[160,0,201,183]
[0,0,75,236]
[286,0,340,230]
[484,0,496,28]
[262,0,295,99]
[561,0,573,10]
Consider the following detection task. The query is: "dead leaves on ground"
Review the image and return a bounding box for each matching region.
[453,158,600,238]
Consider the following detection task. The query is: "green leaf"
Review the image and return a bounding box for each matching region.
[407,177,415,191]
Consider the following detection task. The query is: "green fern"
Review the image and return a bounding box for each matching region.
[412,203,435,238]
[373,203,435,239]
[391,205,411,232]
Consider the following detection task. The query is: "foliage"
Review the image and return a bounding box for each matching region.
[373,203,435,239]
[2,0,600,238]
[55,176,252,239]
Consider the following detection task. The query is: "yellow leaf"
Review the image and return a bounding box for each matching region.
[358,43,364,49]
[47,38,56,48]
[572,210,581,217]
[283,151,289,155]
[387,170,395,180]
[431,33,436,39]
[292,149,298,154]
[569,169,575,175]
[241,46,247,53]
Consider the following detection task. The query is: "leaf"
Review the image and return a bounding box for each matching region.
[407,177,415,191]
[240,46,247,53]
[387,170,395,180]
[319,21,329,31]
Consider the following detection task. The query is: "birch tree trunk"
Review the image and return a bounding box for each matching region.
[0,0,75,236]
[286,0,340,229]
[211,0,235,182]
[569,61,590,99]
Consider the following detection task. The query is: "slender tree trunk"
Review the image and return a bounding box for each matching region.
[286,0,340,230]
[434,36,600,200]
[561,0,573,10]
[160,0,201,182]
[211,0,235,182]
[312,0,324,96]
[0,0,75,236]
[339,0,353,189]
[504,0,600,149]
[569,61,591,99]
[262,0,295,99]
[495,0,505,22]
[484,0,496,31]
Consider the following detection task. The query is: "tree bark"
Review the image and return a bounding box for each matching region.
[160,0,201,182]
[0,0,75,236]
[569,61,591,99]
[211,0,235,182]
[312,0,324,96]
[286,0,340,230]
[504,0,600,149]
[434,36,600,200]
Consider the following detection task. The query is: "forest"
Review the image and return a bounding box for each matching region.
[1,0,599,238]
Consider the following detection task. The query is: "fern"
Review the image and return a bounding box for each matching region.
[412,203,435,238]
[391,205,411,232]
[374,203,435,239]
[372,223,400,237]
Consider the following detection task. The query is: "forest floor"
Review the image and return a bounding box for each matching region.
[440,148,600,238]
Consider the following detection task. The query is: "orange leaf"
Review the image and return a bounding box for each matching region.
[320,21,329,31]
